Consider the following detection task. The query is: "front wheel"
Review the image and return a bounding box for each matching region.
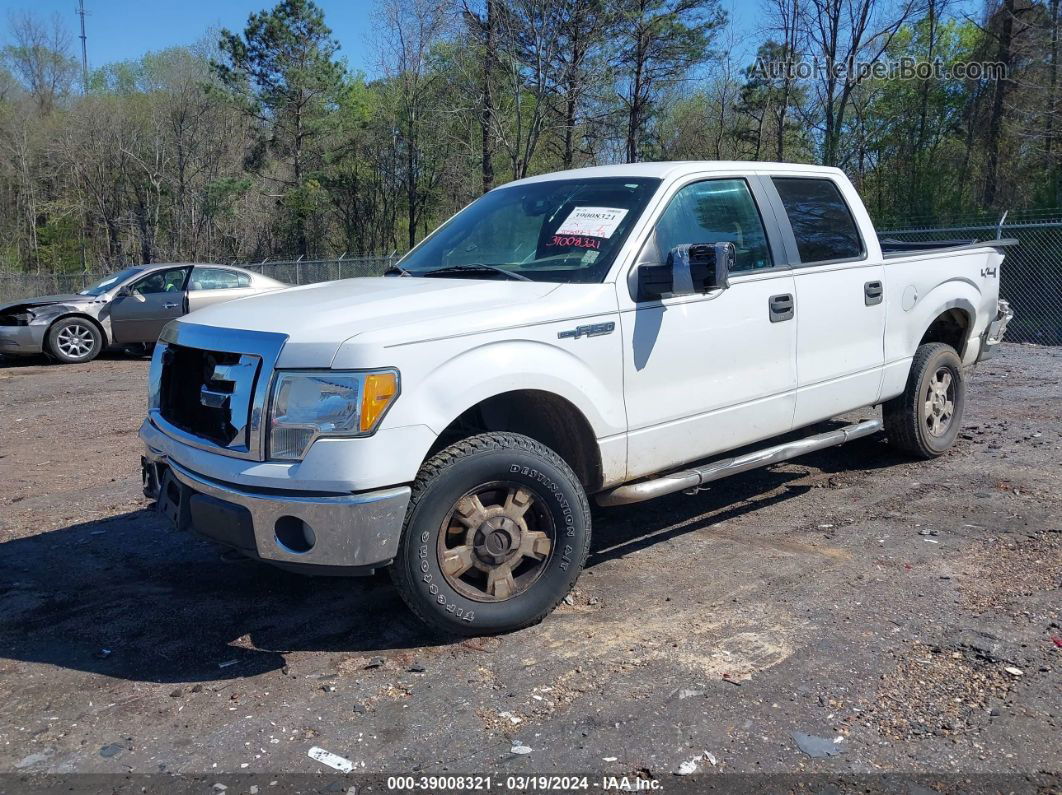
[47,317,103,364]
[883,342,966,458]
[390,432,591,636]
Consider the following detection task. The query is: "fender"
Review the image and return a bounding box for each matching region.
[31,307,110,347]
[396,338,623,437]
[880,274,984,401]
[905,283,979,359]
[379,337,628,486]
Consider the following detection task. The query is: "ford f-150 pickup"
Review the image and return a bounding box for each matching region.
[140,161,1014,635]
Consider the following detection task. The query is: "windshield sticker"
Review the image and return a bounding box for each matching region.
[555,206,629,239]
[549,234,601,250]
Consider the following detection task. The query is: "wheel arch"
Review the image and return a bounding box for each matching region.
[427,389,605,493]
[45,311,109,349]
[909,289,979,360]
[919,306,973,357]
[385,338,626,491]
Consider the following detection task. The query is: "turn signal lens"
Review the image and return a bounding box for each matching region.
[360,372,399,432]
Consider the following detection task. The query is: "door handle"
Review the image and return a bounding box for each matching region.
[769,293,794,322]
[163,302,179,310]
[864,280,883,306]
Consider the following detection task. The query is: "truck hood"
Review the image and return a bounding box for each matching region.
[177,276,562,366]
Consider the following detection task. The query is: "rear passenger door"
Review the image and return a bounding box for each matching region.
[187,267,255,312]
[767,176,886,427]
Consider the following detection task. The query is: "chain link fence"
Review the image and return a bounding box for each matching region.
[240,255,399,286]
[877,217,1062,345]
[0,271,107,303]
[0,255,399,305]
[0,232,1058,344]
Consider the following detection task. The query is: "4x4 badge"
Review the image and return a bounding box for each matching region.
[558,322,615,340]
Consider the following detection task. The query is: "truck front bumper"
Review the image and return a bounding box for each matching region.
[977,299,1014,361]
[142,450,411,574]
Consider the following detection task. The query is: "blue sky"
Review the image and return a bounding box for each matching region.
[0,0,763,77]
[0,0,383,75]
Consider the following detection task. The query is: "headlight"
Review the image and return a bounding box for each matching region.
[0,309,34,326]
[269,369,399,460]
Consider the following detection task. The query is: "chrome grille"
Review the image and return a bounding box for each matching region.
[158,345,261,448]
[148,323,288,461]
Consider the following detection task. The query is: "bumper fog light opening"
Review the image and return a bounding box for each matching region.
[274,516,316,554]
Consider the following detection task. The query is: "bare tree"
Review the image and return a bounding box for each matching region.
[462,0,499,192]
[802,0,923,166]
[490,0,567,180]
[551,0,614,169]
[614,0,726,162]
[376,0,451,249]
[3,11,78,116]
[769,0,803,160]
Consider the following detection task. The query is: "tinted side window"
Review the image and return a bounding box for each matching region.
[654,179,772,272]
[772,177,863,264]
[190,267,241,290]
[132,267,188,294]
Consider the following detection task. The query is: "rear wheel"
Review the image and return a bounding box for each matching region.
[884,342,965,458]
[47,317,103,364]
[390,432,591,636]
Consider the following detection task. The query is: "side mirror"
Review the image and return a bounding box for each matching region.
[635,242,734,301]
[116,286,132,298]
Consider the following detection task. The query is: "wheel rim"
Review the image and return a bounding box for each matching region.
[436,481,555,602]
[56,323,95,358]
[924,367,956,437]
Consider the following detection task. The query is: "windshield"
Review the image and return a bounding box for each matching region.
[79,267,143,296]
[398,177,661,283]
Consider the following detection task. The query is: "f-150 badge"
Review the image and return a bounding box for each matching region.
[558,322,615,339]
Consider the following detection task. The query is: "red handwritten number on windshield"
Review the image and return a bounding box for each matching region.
[550,235,600,250]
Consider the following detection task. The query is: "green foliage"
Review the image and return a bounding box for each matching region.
[214,0,344,122]
[213,0,346,255]
[614,0,727,160]
[861,17,990,223]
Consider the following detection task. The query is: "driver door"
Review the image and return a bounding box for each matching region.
[619,177,798,480]
[109,266,190,343]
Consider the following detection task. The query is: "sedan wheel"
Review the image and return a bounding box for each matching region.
[47,317,103,364]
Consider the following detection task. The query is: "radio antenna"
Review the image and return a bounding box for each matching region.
[75,0,89,92]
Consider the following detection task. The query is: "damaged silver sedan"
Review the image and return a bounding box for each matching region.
[0,263,287,364]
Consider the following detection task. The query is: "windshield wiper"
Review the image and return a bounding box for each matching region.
[383,264,412,277]
[421,264,532,282]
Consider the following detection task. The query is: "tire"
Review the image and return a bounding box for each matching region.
[390,432,591,636]
[47,317,103,364]
[883,342,965,458]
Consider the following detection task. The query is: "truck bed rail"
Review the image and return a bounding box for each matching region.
[880,237,1019,259]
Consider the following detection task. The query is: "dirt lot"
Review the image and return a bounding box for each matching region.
[0,345,1059,787]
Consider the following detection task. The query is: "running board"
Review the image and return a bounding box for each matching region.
[595,418,883,507]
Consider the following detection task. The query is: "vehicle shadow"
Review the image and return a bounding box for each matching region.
[0,350,148,368]
[0,433,904,684]
[589,429,905,566]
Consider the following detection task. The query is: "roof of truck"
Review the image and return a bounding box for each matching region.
[504,161,844,188]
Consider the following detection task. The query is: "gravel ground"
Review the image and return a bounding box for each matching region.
[0,345,1059,790]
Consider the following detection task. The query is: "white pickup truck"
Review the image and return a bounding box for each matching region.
[140,161,1013,635]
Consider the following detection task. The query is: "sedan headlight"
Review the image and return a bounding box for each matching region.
[269,369,399,460]
[0,309,34,326]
